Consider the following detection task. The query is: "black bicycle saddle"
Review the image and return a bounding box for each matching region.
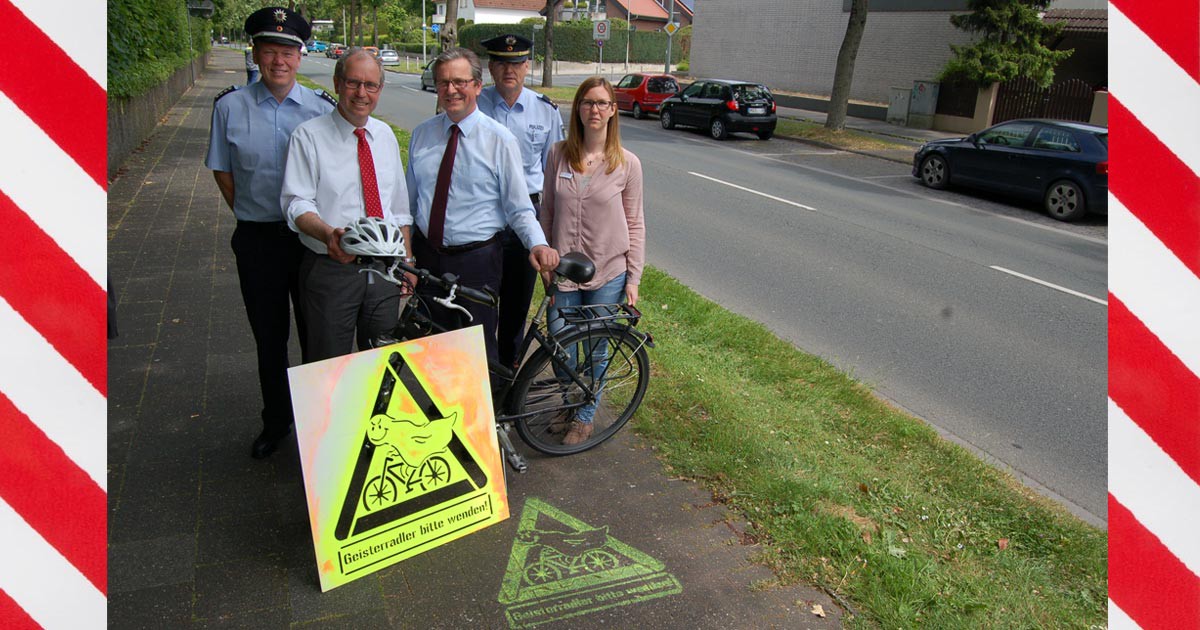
[555,252,595,284]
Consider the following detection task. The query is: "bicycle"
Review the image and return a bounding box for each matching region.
[343,222,653,474]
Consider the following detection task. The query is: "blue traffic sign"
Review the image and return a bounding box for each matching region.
[431,23,441,34]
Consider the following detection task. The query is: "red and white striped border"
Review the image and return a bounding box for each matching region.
[1108,0,1200,628]
[0,0,107,627]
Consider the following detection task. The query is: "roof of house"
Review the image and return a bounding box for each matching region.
[1043,9,1107,33]
[610,0,669,20]
[476,0,545,11]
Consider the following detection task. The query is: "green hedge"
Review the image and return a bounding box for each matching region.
[460,22,687,64]
[109,0,211,99]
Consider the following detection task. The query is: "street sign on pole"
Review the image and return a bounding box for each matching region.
[431,23,440,34]
[664,22,679,35]
[593,19,610,40]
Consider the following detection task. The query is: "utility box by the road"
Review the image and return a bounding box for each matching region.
[907,80,940,129]
[887,87,910,126]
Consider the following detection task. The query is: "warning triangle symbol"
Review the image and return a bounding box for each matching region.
[498,498,680,607]
[334,350,490,541]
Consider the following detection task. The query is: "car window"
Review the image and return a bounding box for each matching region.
[733,85,771,101]
[702,83,725,99]
[1031,127,1081,153]
[617,75,640,89]
[647,78,677,93]
[978,122,1035,147]
[681,82,704,97]
[1094,133,1108,147]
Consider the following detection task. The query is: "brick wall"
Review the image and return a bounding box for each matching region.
[691,0,975,103]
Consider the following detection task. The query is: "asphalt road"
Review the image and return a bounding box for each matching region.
[299,57,1108,527]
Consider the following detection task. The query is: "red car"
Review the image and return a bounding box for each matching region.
[614,73,680,119]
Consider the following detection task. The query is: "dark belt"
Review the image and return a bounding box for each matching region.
[418,230,502,255]
[529,193,541,205]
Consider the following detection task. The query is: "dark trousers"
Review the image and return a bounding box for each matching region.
[299,250,402,362]
[412,231,502,366]
[496,226,537,368]
[231,221,308,434]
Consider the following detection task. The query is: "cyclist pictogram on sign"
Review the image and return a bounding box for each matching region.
[498,498,681,627]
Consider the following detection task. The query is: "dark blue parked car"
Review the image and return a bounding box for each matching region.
[913,119,1108,222]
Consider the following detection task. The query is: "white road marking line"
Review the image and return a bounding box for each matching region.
[688,171,816,211]
[733,149,843,157]
[863,174,913,179]
[989,266,1107,305]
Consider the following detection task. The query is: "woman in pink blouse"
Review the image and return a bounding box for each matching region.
[540,76,646,446]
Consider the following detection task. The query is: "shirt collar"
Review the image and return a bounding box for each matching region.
[332,108,373,138]
[252,80,305,105]
[444,108,483,137]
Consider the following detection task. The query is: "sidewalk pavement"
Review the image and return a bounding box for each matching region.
[108,51,845,628]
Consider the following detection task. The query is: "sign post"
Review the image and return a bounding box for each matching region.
[593,19,609,75]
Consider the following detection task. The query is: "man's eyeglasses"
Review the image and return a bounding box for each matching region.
[436,78,478,90]
[343,79,382,93]
[579,99,614,111]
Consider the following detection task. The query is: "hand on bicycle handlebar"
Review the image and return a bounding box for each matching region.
[529,245,559,273]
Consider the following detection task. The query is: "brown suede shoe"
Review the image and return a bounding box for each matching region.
[562,420,593,446]
[547,411,573,435]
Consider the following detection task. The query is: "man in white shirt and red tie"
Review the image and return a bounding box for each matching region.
[281,48,413,361]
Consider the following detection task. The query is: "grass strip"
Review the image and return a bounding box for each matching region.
[628,267,1105,628]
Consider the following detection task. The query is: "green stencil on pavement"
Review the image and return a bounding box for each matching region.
[498,498,682,627]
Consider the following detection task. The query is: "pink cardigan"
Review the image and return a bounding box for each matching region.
[540,143,645,292]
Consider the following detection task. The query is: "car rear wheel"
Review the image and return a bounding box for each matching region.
[919,154,949,190]
[632,103,645,119]
[1044,179,1087,221]
[660,108,675,130]
[710,117,728,140]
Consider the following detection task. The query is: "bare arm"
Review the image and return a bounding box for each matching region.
[212,171,235,211]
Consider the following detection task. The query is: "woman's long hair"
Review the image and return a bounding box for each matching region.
[563,76,625,174]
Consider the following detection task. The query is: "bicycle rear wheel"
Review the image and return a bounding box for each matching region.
[510,327,650,455]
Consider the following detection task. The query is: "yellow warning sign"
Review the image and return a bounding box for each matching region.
[288,327,509,591]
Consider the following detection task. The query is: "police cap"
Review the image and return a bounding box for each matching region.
[481,33,533,63]
[245,7,311,48]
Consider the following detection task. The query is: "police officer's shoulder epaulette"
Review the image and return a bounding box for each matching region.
[214,85,239,102]
[315,89,338,107]
[537,92,558,110]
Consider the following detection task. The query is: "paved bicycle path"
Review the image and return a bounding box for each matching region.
[108,50,843,628]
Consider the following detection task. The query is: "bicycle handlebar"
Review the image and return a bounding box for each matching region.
[354,256,499,309]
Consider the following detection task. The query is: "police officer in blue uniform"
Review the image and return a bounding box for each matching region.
[205,7,337,459]
[477,33,566,369]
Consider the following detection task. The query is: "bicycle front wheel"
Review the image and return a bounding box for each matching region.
[510,327,650,455]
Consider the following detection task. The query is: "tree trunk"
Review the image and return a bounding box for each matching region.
[825,0,868,131]
[440,0,459,50]
[542,0,555,87]
[372,2,378,46]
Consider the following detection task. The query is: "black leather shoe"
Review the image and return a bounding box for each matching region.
[251,428,291,459]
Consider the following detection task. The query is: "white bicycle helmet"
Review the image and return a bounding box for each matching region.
[339,217,407,258]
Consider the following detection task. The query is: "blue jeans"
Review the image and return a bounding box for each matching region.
[548,273,626,424]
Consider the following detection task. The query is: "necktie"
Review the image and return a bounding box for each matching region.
[354,128,383,218]
[426,124,461,247]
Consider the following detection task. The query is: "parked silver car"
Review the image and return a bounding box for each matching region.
[379,49,400,66]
